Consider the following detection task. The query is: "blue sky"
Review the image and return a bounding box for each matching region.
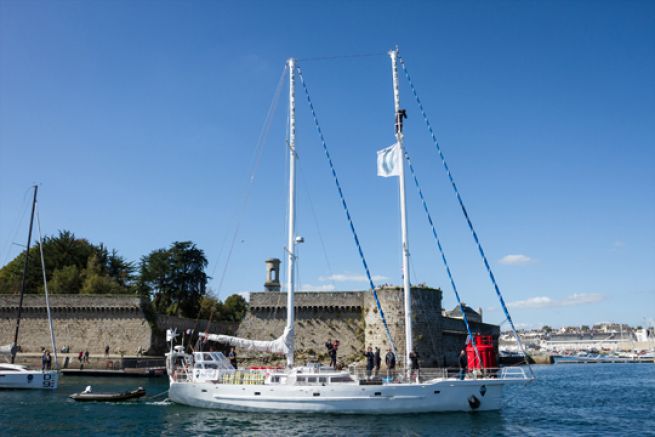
[1,1,653,328]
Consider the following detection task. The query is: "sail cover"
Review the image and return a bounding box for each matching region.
[199,327,293,355]
[0,344,13,356]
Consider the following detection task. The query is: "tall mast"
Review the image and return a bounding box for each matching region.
[285,58,297,367]
[11,185,38,364]
[390,48,413,371]
[36,203,59,369]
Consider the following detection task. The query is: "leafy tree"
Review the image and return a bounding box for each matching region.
[49,265,83,294]
[0,230,133,294]
[223,294,248,322]
[138,241,208,317]
[198,295,225,320]
[542,325,553,333]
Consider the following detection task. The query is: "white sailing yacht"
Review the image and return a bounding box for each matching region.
[0,186,60,390]
[166,50,531,413]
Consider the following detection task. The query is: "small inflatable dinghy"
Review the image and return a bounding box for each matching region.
[70,386,146,402]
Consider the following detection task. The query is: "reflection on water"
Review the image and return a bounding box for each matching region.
[1,364,654,436]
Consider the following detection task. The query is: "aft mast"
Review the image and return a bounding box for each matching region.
[11,185,38,364]
[286,58,297,368]
[389,48,413,371]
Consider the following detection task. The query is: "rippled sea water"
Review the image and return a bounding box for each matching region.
[2,364,654,436]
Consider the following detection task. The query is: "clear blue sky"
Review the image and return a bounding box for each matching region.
[1,1,653,328]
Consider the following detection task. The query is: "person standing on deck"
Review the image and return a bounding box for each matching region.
[325,339,334,366]
[41,350,48,371]
[458,349,468,380]
[409,349,420,382]
[385,348,396,379]
[228,347,237,369]
[374,347,381,377]
[45,351,52,370]
[330,340,339,368]
[364,346,375,379]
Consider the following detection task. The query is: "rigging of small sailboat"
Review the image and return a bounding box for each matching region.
[0,186,60,390]
[165,49,532,413]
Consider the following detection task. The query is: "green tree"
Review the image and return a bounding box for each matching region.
[80,254,124,294]
[49,265,83,293]
[223,294,248,322]
[138,241,208,317]
[0,230,133,294]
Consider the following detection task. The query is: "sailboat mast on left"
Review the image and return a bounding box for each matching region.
[11,185,38,364]
[0,185,60,390]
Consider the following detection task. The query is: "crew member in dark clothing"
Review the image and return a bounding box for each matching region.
[45,351,52,370]
[373,347,381,377]
[41,351,48,371]
[385,348,396,379]
[409,349,420,381]
[458,349,468,380]
[330,340,339,368]
[228,347,237,369]
[325,339,334,366]
[364,346,375,379]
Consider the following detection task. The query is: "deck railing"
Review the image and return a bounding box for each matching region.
[170,365,530,384]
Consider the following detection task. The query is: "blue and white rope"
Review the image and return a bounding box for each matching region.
[399,56,534,377]
[403,147,481,363]
[296,66,397,355]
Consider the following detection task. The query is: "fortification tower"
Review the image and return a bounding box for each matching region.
[264,258,281,292]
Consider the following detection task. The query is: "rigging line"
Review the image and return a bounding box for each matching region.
[296,66,398,355]
[212,65,287,299]
[403,147,481,365]
[296,52,387,63]
[1,191,32,267]
[297,163,337,292]
[36,204,59,369]
[399,56,534,378]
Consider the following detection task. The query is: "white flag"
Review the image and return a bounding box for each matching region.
[377,142,401,177]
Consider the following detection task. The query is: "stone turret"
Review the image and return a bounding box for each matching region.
[264,258,281,292]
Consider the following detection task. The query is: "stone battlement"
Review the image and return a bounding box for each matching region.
[0,294,142,312]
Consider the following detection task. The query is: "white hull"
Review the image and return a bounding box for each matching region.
[0,369,59,390]
[169,378,507,414]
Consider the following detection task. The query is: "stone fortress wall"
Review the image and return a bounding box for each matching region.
[1,286,498,367]
[0,295,226,356]
[237,287,499,367]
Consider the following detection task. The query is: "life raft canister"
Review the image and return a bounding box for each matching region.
[468,395,481,409]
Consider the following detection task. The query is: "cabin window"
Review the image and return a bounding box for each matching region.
[203,353,213,361]
[318,377,327,383]
[297,377,306,383]
[308,377,317,383]
[270,376,280,383]
[330,375,353,383]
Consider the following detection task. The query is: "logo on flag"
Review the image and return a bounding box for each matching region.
[377,143,401,177]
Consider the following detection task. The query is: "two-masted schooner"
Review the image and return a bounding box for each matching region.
[165,49,531,413]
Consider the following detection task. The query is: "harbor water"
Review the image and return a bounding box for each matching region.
[2,363,653,436]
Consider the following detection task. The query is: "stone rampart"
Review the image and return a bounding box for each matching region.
[0,295,152,355]
[364,287,444,367]
[237,292,365,364]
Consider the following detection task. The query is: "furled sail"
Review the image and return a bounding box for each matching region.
[199,327,293,355]
[0,344,13,356]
